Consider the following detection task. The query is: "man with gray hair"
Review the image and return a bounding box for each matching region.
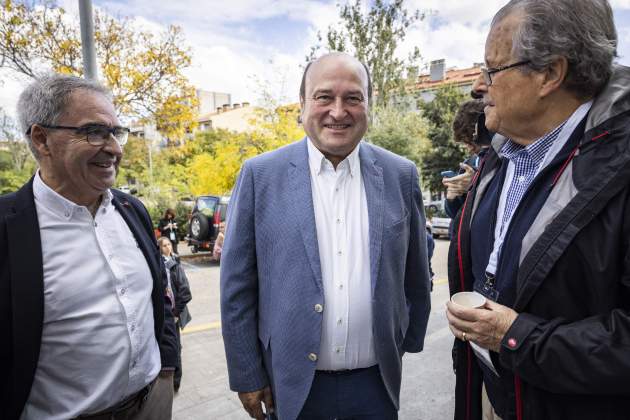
[0,73,178,420]
[445,1,630,419]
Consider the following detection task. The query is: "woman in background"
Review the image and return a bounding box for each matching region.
[158,237,192,393]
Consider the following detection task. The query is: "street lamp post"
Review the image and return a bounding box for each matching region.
[78,0,98,80]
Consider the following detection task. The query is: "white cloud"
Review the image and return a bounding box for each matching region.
[611,0,630,9]
[3,0,630,119]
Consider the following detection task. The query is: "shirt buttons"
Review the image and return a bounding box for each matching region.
[314,304,323,313]
[337,251,342,256]
[518,175,526,183]
[336,218,341,224]
[339,284,344,290]
[337,318,343,325]
[120,288,126,295]
[131,324,136,332]
[308,353,318,362]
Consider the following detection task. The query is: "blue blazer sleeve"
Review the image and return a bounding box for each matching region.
[402,166,432,353]
[220,161,269,392]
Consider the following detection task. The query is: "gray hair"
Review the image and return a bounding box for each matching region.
[17,73,112,158]
[493,0,617,99]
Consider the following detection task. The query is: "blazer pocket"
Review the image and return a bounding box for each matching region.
[386,210,409,235]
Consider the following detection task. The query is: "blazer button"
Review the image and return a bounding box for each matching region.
[308,353,318,362]
[314,304,323,313]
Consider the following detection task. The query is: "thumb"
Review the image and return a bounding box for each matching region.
[263,386,275,413]
[460,163,475,174]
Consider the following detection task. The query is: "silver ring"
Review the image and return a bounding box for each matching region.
[462,332,467,342]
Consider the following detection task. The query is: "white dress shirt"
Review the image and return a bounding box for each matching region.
[21,172,161,420]
[307,139,376,371]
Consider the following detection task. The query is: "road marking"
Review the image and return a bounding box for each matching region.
[434,278,448,285]
[181,321,221,335]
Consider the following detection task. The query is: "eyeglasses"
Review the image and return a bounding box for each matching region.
[480,60,531,86]
[308,94,365,107]
[27,123,130,146]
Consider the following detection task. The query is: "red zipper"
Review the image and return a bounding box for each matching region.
[551,130,610,187]
[515,375,523,420]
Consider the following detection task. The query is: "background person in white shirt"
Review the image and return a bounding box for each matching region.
[221,52,432,420]
[0,73,178,420]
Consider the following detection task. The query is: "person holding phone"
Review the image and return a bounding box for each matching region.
[443,100,492,219]
[158,208,179,254]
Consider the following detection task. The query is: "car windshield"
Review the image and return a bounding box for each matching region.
[197,197,218,217]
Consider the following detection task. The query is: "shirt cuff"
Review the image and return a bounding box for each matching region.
[498,312,545,369]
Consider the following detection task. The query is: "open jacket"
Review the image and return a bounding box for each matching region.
[0,180,178,420]
[448,65,630,420]
[164,255,192,328]
[221,139,432,420]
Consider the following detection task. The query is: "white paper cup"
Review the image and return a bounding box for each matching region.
[451,291,486,309]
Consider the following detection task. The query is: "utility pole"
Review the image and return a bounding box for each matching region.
[78,0,98,80]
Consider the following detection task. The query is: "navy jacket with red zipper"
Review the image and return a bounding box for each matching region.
[448,64,630,420]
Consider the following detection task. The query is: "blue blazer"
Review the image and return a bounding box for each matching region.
[220,138,431,420]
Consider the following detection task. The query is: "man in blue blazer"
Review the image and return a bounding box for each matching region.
[221,53,432,420]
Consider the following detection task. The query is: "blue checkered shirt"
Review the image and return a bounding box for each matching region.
[497,123,566,236]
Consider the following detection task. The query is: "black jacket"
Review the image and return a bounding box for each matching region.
[164,255,192,328]
[448,65,630,420]
[0,179,178,420]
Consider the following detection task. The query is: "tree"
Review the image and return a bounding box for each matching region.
[308,0,423,107]
[367,105,428,166]
[0,108,36,193]
[0,0,198,141]
[419,85,468,193]
[188,104,304,196]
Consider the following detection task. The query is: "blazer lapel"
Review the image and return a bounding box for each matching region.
[359,144,384,293]
[289,139,323,293]
[112,196,160,285]
[6,180,44,411]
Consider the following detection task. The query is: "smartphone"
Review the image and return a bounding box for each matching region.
[441,170,457,178]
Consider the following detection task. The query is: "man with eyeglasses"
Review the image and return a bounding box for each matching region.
[445,1,630,419]
[0,73,178,420]
[221,52,431,420]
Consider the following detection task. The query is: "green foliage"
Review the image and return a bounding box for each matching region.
[419,85,468,193]
[308,0,423,107]
[0,0,198,142]
[188,104,304,196]
[0,147,35,194]
[367,105,428,166]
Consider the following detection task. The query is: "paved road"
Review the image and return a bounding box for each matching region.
[172,238,456,420]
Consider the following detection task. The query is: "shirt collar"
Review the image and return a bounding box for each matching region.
[306,137,361,176]
[33,170,113,220]
[500,121,566,166]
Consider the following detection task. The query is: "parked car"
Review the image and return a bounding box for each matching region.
[430,208,452,239]
[186,195,230,253]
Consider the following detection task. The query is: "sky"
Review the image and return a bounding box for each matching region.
[2,0,630,115]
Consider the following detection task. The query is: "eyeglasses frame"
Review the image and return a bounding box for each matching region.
[26,123,131,146]
[481,60,531,86]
